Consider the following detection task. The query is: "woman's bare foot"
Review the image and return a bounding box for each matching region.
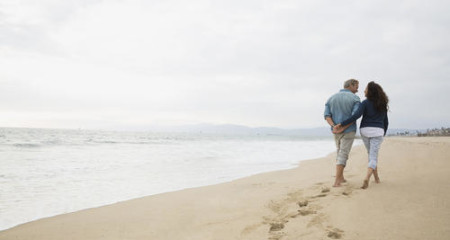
[361,180,369,189]
[373,168,380,183]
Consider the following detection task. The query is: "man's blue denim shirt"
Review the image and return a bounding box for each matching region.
[324,89,361,133]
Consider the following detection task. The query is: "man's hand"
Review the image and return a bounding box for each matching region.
[333,124,344,134]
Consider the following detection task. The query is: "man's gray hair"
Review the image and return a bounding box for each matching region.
[344,79,359,88]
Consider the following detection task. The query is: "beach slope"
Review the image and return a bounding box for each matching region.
[1,137,449,240]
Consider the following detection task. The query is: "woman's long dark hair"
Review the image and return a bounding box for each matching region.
[366,81,389,112]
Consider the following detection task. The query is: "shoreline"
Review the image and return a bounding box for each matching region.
[0,131,337,232]
[1,137,449,239]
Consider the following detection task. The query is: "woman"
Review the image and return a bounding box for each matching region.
[334,81,389,189]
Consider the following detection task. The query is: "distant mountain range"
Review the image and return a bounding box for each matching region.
[138,123,423,137]
[141,124,326,136]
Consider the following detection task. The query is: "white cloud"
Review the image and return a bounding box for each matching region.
[1,0,449,129]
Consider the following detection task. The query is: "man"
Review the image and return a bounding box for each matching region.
[324,79,360,187]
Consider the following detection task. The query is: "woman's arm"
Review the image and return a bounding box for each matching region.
[340,100,366,126]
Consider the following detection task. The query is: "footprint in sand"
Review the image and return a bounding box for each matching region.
[268,231,286,240]
[269,222,285,232]
[307,185,330,198]
[312,193,328,198]
[342,188,353,196]
[297,199,308,207]
[327,227,344,239]
[268,223,286,240]
[296,199,321,216]
[298,208,317,216]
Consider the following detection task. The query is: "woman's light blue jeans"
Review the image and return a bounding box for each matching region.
[361,135,384,170]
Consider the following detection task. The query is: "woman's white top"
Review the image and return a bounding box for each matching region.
[360,127,384,137]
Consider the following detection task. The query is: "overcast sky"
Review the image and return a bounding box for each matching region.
[1,0,449,130]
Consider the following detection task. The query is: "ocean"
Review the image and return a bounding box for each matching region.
[0,127,342,231]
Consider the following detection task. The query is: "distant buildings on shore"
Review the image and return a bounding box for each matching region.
[417,127,450,137]
[390,127,450,137]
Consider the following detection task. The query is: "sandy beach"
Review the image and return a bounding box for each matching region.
[1,137,449,240]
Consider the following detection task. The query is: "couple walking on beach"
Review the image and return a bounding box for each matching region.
[324,79,389,189]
